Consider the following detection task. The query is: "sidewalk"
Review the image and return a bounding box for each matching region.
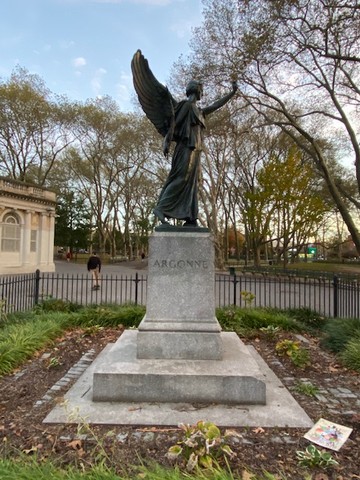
[54,259,148,276]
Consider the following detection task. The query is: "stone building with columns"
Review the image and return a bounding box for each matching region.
[0,177,56,274]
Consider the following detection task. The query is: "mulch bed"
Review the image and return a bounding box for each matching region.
[0,326,359,479]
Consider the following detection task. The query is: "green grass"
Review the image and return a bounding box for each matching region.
[0,458,297,480]
[0,458,122,479]
[1,302,360,379]
[0,313,69,375]
[0,304,144,376]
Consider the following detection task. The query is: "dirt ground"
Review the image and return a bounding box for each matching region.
[0,326,359,479]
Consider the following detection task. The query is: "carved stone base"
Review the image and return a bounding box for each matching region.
[137,231,222,360]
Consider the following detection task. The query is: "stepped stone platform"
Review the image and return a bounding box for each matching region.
[43,337,312,427]
[43,229,312,427]
[93,330,266,404]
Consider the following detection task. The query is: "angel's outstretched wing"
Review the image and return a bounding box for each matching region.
[131,50,177,138]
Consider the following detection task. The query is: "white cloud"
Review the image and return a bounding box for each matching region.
[72,57,87,68]
[115,71,133,111]
[91,67,107,95]
[169,19,194,39]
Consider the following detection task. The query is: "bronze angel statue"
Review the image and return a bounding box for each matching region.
[131,50,238,227]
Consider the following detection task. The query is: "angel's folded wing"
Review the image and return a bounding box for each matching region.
[131,50,177,137]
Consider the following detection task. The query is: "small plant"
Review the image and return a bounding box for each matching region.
[275,339,310,368]
[48,357,61,368]
[259,325,281,338]
[81,324,104,336]
[167,421,236,472]
[294,381,319,397]
[290,347,311,368]
[240,290,256,307]
[275,339,300,356]
[296,444,339,468]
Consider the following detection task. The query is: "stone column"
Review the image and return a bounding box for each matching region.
[21,210,32,267]
[47,212,56,269]
[37,213,47,266]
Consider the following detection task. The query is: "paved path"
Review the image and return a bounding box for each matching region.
[55,259,148,276]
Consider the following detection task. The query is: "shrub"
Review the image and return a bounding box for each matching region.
[70,304,145,328]
[320,317,360,353]
[284,307,327,330]
[36,297,82,313]
[340,335,360,372]
[216,307,302,336]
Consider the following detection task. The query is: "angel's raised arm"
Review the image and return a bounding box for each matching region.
[202,81,238,116]
[131,50,177,138]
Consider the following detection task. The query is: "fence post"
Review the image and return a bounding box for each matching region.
[34,269,40,306]
[134,272,139,306]
[229,268,238,306]
[333,274,339,318]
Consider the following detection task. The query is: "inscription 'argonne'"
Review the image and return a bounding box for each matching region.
[153,259,209,269]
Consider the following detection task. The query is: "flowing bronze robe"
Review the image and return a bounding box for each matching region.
[154,99,206,223]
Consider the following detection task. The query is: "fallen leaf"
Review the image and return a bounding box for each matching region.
[252,427,265,434]
[241,470,253,480]
[68,439,85,457]
[23,444,43,455]
[224,429,242,438]
[68,439,82,450]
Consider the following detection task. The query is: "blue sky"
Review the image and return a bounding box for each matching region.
[0,0,203,111]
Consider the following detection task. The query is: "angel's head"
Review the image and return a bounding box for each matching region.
[186,80,203,100]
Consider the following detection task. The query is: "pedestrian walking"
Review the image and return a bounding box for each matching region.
[87,252,101,290]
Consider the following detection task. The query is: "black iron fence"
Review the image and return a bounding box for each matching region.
[217,272,360,318]
[0,270,359,319]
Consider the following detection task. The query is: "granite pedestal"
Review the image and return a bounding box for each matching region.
[137,231,222,360]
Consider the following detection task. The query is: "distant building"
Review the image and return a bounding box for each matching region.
[0,177,56,274]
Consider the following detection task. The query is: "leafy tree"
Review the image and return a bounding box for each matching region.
[54,191,92,252]
[179,0,360,253]
[199,107,237,267]
[260,148,330,265]
[0,66,74,186]
[64,99,161,257]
